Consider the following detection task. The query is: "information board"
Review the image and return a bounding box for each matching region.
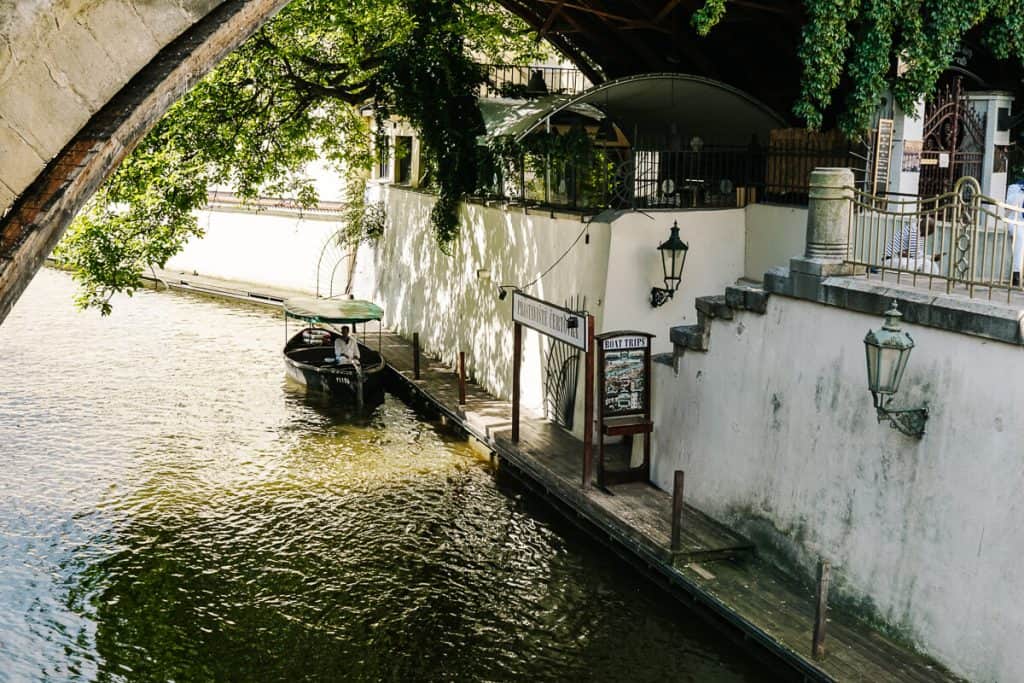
[872,118,895,194]
[600,334,650,417]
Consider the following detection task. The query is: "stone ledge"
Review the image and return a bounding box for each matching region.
[765,269,1024,346]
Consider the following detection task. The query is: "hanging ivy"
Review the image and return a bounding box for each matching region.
[694,0,1024,135]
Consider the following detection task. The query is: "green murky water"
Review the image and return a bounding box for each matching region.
[0,268,769,681]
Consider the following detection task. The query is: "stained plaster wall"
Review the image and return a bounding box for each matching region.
[651,294,1024,682]
[0,0,222,216]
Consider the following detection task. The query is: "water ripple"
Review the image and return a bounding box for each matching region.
[0,269,767,682]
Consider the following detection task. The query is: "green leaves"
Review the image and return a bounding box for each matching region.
[60,0,534,312]
[695,0,1024,136]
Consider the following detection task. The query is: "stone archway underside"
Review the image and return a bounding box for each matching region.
[0,0,289,325]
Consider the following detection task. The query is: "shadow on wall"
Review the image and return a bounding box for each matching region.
[372,188,612,416]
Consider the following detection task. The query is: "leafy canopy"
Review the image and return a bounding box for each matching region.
[57,0,544,313]
[693,0,1024,135]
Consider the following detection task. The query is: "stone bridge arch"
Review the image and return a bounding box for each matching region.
[0,0,288,324]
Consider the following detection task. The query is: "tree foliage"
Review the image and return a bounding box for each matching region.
[57,0,542,311]
[694,0,1024,135]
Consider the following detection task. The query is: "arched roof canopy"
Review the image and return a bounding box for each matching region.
[550,73,787,147]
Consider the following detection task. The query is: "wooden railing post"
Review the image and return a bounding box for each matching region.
[458,351,466,405]
[813,559,831,659]
[412,332,420,380]
[582,314,594,488]
[512,322,521,442]
[671,470,685,554]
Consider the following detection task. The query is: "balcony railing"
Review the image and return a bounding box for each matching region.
[478,64,590,99]
[472,140,860,212]
[844,177,1024,302]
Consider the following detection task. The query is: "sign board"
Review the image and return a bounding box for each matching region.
[598,332,651,417]
[512,291,588,351]
[872,118,895,194]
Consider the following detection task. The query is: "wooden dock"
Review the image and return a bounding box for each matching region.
[381,331,965,683]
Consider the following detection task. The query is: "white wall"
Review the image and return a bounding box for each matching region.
[166,207,351,295]
[743,203,807,281]
[651,294,1024,683]
[372,187,612,427]
[373,188,750,423]
[603,209,745,354]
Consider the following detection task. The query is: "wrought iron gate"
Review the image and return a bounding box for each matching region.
[920,78,986,197]
[543,295,585,428]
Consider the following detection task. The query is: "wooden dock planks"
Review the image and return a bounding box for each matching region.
[382,331,966,683]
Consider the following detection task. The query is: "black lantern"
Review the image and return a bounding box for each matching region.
[651,221,689,307]
[863,301,928,437]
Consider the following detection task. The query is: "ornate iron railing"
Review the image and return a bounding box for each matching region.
[845,177,1024,302]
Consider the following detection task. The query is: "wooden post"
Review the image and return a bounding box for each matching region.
[412,332,421,380]
[512,322,521,443]
[458,351,467,405]
[671,470,685,553]
[813,559,831,659]
[582,314,595,488]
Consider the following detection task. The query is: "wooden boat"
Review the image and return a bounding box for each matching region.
[282,297,387,409]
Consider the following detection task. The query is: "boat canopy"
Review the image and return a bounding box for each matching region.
[284,297,384,324]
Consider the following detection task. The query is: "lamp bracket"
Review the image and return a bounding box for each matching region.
[651,287,673,308]
[875,398,928,438]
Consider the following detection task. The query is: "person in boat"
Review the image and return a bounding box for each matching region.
[334,325,360,366]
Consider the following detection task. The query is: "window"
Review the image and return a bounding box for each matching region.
[395,136,413,185]
[376,138,389,179]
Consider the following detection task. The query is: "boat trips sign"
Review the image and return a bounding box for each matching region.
[512,291,588,351]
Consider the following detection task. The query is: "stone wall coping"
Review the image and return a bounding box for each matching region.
[764,266,1024,346]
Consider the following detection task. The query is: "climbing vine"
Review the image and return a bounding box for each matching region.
[694,0,1024,135]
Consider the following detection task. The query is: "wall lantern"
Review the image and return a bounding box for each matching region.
[651,221,689,307]
[863,302,928,438]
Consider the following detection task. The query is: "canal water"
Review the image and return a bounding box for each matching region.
[0,268,769,681]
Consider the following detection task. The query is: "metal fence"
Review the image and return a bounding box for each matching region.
[844,177,1024,301]
[473,140,858,212]
[478,64,590,99]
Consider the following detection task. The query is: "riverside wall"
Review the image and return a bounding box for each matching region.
[652,274,1024,682]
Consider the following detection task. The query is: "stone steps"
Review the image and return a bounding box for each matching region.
[670,284,769,362]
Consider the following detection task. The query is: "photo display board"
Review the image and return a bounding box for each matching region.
[599,333,651,417]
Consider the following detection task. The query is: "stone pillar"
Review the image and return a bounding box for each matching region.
[804,167,855,259]
[786,167,857,300]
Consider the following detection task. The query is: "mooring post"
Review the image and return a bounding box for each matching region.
[813,559,831,659]
[412,332,421,380]
[458,351,467,405]
[671,470,685,554]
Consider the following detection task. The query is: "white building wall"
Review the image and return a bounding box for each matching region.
[743,203,808,281]
[165,207,351,295]
[651,294,1024,683]
[373,187,751,424]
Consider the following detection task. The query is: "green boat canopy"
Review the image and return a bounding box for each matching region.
[284,297,384,324]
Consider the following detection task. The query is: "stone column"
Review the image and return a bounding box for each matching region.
[786,167,857,300]
[804,167,855,259]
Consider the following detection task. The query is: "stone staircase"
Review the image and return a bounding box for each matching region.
[670,283,769,364]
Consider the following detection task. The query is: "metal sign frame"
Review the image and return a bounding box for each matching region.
[510,291,595,488]
[595,330,654,487]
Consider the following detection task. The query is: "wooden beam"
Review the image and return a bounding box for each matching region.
[538,0,568,38]
[655,0,684,22]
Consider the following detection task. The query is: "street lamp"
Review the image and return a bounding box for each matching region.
[863,301,928,438]
[651,221,689,307]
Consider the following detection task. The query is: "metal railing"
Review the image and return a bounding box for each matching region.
[472,138,861,212]
[845,177,1024,302]
[478,64,590,99]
